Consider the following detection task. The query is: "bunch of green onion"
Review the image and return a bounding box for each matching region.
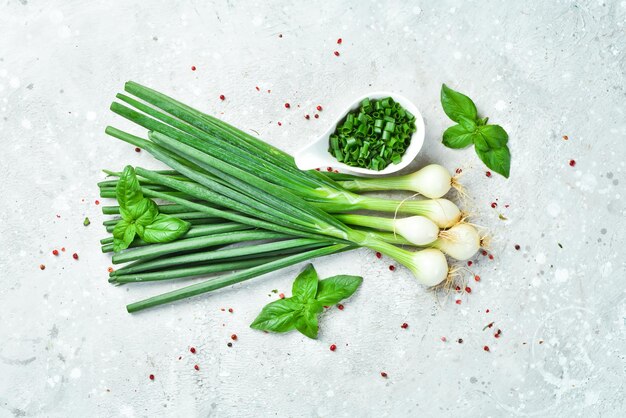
[100,82,479,313]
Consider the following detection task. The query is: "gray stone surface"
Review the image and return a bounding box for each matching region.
[1,1,625,417]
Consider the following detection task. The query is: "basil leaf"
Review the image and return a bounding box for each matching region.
[477,117,489,126]
[250,298,304,333]
[112,219,136,252]
[473,133,490,151]
[140,214,190,243]
[292,264,319,302]
[457,115,477,132]
[440,84,477,122]
[315,275,363,305]
[477,124,508,149]
[475,145,511,178]
[130,198,159,226]
[294,307,319,339]
[442,124,475,149]
[115,166,143,209]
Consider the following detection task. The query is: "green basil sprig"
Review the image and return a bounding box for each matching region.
[112,166,190,252]
[440,84,511,178]
[250,264,362,339]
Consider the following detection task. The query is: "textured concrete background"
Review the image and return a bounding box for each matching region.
[1,0,625,417]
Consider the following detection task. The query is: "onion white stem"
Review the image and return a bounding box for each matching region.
[432,223,480,260]
[338,164,454,198]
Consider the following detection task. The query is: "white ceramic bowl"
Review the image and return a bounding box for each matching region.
[294,92,425,176]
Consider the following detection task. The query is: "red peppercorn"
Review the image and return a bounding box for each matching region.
[389,265,395,271]
[491,202,497,208]
[219,94,225,101]
[284,103,290,109]
[465,286,472,293]
[228,308,233,313]
[316,105,323,111]
[190,347,196,354]
[314,114,319,119]
[401,323,408,329]
[455,299,462,305]
[149,374,155,380]
[486,309,490,313]
[481,250,488,256]
[455,168,462,174]
[380,372,388,378]
[467,260,472,266]
[375,252,382,259]
[485,171,492,177]
[72,253,78,260]
[231,334,237,340]
[483,345,490,352]
[337,304,344,310]
[279,293,285,299]
[488,254,494,260]
[563,135,568,140]
[39,264,46,270]
[474,275,481,282]
[441,336,447,342]
[107,267,114,273]
[329,344,337,351]
[569,159,576,167]
[95,200,100,205]
[315,168,320,171]
[61,247,65,252]
[333,51,340,56]
[191,66,196,71]
[277,122,282,126]
[255,86,260,91]
[135,147,141,153]
[304,114,310,119]
[52,249,59,256]
[337,38,342,44]
[495,329,501,338]
[194,364,199,371]
[326,167,332,172]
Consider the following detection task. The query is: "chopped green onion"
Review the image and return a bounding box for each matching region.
[327,97,416,170]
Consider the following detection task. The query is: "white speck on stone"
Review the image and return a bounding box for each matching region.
[252,16,263,26]
[50,10,64,23]
[9,77,20,88]
[70,368,81,379]
[600,262,612,277]
[536,253,547,264]
[505,42,513,50]
[578,173,598,192]
[454,51,462,59]
[412,6,422,14]
[531,276,542,287]
[59,26,72,38]
[495,100,507,111]
[119,405,135,417]
[554,268,569,283]
[86,111,96,121]
[547,202,561,217]
[21,119,32,130]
